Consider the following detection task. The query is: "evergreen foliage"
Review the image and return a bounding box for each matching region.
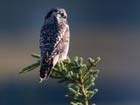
[19,53,100,105]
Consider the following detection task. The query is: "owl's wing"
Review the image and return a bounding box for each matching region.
[40,25,69,60]
[40,24,68,79]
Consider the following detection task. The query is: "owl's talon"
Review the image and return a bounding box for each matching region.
[39,77,45,83]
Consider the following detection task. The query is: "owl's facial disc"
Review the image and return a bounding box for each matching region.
[54,8,67,23]
[45,8,67,23]
[56,9,67,19]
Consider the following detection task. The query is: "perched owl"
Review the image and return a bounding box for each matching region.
[40,8,70,82]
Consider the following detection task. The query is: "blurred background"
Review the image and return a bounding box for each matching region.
[0,0,140,105]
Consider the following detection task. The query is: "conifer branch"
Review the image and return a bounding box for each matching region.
[19,53,100,105]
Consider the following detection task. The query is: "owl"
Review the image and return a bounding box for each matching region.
[40,8,70,82]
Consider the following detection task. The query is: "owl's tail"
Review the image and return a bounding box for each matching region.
[40,59,53,82]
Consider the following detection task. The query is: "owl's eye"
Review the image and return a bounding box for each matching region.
[61,13,64,17]
[61,13,67,19]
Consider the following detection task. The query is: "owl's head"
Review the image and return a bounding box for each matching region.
[45,8,67,24]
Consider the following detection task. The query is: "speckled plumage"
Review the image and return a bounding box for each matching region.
[40,8,70,81]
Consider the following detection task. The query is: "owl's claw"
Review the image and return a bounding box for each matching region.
[39,77,45,83]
